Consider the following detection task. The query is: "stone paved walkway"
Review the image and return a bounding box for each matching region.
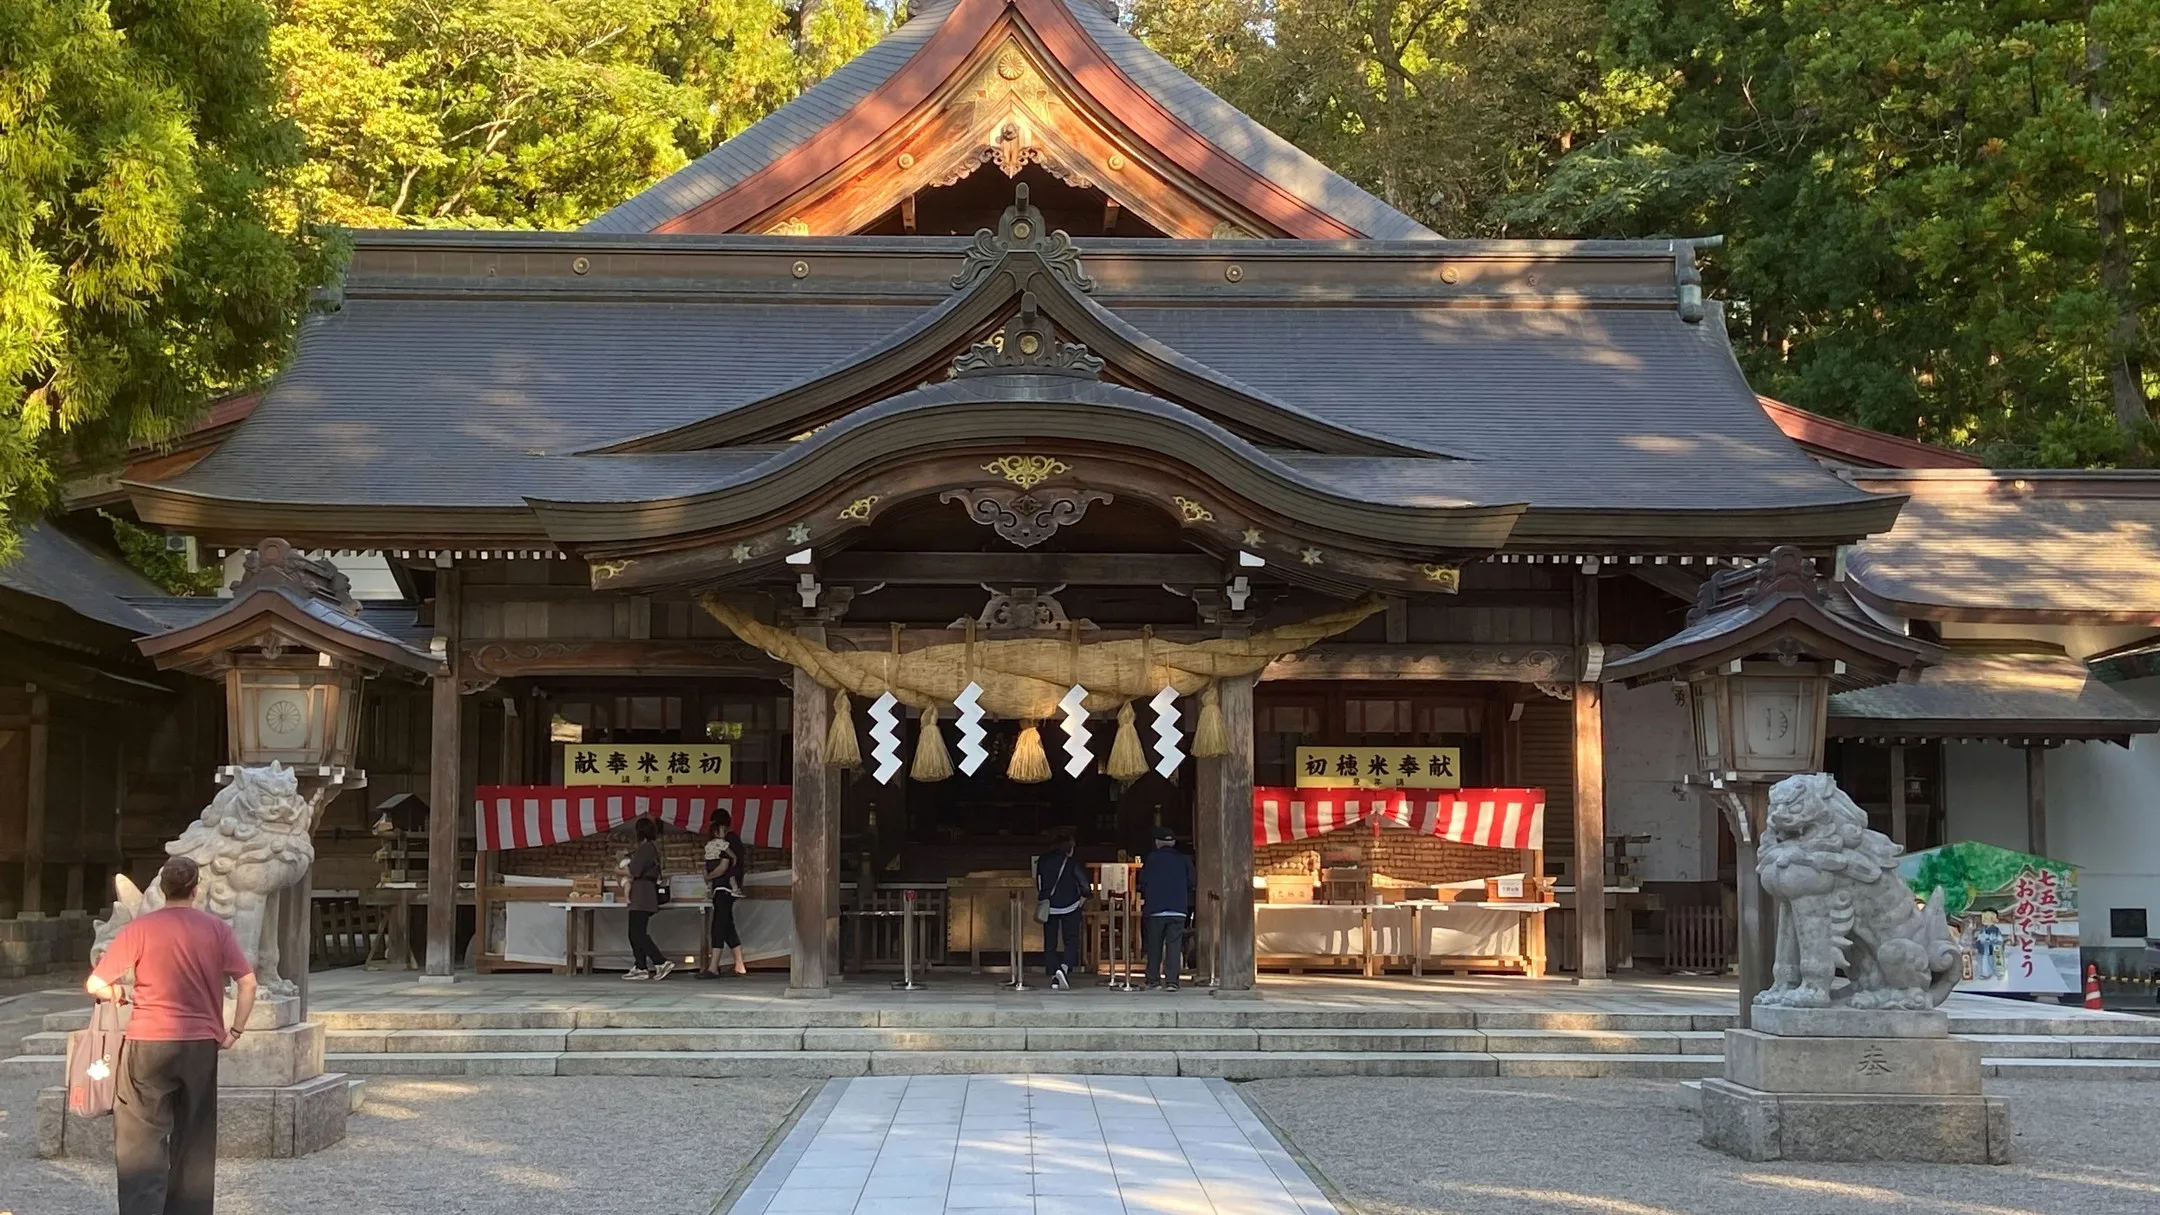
[729,1075,1340,1215]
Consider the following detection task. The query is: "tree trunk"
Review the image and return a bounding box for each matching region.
[2089,27,2152,440]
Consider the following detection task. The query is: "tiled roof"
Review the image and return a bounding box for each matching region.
[151,290,1870,522]
[1830,647,2160,743]
[0,523,166,633]
[1845,471,2160,621]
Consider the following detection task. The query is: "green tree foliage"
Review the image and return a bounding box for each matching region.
[1134,0,2160,465]
[1,0,321,551]
[102,510,223,594]
[275,0,893,229]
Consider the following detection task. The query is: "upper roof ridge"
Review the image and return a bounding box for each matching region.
[583,0,1433,240]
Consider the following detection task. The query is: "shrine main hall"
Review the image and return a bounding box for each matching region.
[35,0,2080,995]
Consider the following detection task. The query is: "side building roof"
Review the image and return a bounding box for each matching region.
[1844,470,2160,625]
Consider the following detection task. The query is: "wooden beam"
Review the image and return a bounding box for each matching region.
[1103,199,1121,233]
[1215,674,1257,991]
[22,690,47,915]
[824,552,1224,587]
[1888,744,1908,848]
[426,569,462,979]
[788,634,833,997]
[464,639,784,680]
[2026,744,2048,857]
[900,193,917,234]
[1572,573,1607,982]
[1264,644,1573,684]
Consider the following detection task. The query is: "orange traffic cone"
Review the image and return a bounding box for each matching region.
[2085,964,2104,1010]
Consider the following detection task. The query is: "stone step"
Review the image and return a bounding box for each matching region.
[1961,1034,2160,1060]
[14,1045,2160,1083]
[41,1003,2158,1036]
[1983,1057,2160,1081]
[1475,1029,1727,1055]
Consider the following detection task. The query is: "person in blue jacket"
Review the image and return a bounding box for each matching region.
[1138,828,1196,990]
[1035,831,1086,990]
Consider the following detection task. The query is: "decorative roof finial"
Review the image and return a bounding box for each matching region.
[951,291,1105,379]
[950,182,1096,294]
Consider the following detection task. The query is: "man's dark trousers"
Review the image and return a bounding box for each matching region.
[1144,915,1186,986]
[1044,909,1083,978]
[116,1037,220,1215]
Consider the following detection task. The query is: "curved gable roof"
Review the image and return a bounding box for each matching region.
[583,0,1433,240]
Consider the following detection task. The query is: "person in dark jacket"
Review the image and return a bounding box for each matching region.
[624,817,672,980]
[1035,831,1085,989]
[1138,828,1196,990]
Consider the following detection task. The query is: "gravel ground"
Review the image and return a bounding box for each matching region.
[0,1069,807,1215]
[1246,1076,2160,1215]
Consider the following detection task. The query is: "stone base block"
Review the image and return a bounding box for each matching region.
[37,1072,350,1161]
[1750,1006,1948,1038]
[217,1022,326,1087]
[235,994,303,1031]
[1699,1077,2009,1164]
[1724,1029,1980,1095]
[54,1020,324,1090]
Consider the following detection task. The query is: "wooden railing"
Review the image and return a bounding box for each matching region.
[842,884,949,971]
[310,895,387,970]
[1662,904,1733,973]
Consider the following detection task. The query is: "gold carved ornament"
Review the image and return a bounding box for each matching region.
[837,496,879,521]
[982,455,1069,489]
[1170,496,1214,524]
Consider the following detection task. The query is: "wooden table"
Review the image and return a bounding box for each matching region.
[552,901,712,975]
[365,882,476,970]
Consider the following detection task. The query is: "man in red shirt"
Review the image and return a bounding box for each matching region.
[87,856,259,1215]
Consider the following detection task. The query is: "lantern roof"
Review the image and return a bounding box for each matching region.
[1603,545,1936,689]
[136,539,443,677]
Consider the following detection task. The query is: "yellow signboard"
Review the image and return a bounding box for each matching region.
[562,743,731,786]
[1295,746,1461,789]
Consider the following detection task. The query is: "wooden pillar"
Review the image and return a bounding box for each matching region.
[1888,744,1909,849]
[1194,692,1223,985]
[22,689,48,916]
[2025,744,2048,857]
[1572,573,1607,981]
[425,568,462,979]
[1732,785,1777,1027]
[1572,682,1607,980]
[1214,674,1256,992]
[788,652,832,996]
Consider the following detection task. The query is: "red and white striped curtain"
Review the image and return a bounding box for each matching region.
[473,785,792,851]
[1253,787,1545,850]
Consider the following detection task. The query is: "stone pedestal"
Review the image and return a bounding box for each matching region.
[1699,1007,2009,1164]
[37,996,349,1160]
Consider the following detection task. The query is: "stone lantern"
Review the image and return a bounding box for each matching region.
[1605,546,1933,1023]
[142,540,439,786]
[136,539,442,1007]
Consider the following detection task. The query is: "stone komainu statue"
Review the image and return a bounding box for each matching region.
[1756,772,1961,1010]
[94,763,325,996]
